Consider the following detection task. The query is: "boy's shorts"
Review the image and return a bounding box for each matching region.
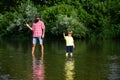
[33,37,43,45]
[66,46,73,53]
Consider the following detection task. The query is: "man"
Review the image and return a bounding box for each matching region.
[26,14,45,58]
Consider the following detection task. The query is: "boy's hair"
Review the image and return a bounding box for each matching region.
[68,30,73,34]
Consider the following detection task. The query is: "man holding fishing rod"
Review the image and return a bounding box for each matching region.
[25,14,45,58]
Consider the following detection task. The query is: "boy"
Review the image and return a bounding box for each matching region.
[63,30,75,58]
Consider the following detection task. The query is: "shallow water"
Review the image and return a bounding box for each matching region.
[0,39,120,80]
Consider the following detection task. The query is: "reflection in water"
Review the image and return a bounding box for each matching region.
[65,58,75,80]
[108,55,120,80]
[0,74,9,80]
[32,55,44,80]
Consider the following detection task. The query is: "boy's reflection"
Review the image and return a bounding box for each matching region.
[32,55,44,80]
[65,58,75,80]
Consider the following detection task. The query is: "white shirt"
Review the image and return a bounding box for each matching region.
[64,36,74,46]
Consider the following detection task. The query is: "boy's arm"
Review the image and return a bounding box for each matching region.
[73,38,75,48]
[73,42,75,48]
[63,33,66,39]
[25,23,32,30]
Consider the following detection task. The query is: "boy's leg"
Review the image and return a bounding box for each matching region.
[70,53,73,57]
[70,46,73,57]
[66,53,69,57]
[66,46,69,58]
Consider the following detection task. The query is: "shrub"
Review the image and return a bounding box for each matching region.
[42,4,78,32]
[6,0,38,38]
[102,24,120,39]
[51,14,88,38]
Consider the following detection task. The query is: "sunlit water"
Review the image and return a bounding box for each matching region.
[0,39,120,80]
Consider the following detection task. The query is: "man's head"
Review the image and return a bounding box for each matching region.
[35,14,40,18]
[34,14,40,23]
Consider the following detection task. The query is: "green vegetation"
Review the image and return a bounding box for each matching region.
[0,0,120,39]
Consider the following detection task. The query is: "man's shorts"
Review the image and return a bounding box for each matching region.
[33,37,43,45]
[66,46,73,53]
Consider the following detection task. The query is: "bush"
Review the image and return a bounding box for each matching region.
[0,12,17,37]
[42,4,78,32]
[0,0,43,39]
[102,24,120,39]
[6,0,38,38]
[51,14,88,38]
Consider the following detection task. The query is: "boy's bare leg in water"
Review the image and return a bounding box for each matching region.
[66,53,69,58]
[70,53,73,57]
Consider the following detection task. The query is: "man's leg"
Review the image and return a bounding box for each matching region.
[32,37,37,56]
[32,44,36,56]
[38,37,44,59]
[40,44,44,58]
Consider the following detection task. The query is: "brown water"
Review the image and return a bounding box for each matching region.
[0,39,120,80]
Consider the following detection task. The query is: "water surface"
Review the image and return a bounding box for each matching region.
[0,39,120,80]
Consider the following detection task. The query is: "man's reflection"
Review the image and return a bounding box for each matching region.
[65,57,75,80]
[32,55,44,80]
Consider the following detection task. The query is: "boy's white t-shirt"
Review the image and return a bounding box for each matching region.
[65,36,74,46]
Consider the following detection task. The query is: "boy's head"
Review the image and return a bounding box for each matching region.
[68,30,73,34]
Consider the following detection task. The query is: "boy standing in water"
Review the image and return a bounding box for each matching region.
[63,30,75,58]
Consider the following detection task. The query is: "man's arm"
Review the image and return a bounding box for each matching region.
[25,23,32,30]
[42,29,45,38]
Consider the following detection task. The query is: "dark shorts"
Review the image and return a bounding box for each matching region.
[66,46,73,53]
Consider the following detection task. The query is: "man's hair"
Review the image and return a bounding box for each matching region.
[35,14,40,18]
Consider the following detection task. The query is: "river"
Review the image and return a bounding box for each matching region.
[0,39,120,80]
